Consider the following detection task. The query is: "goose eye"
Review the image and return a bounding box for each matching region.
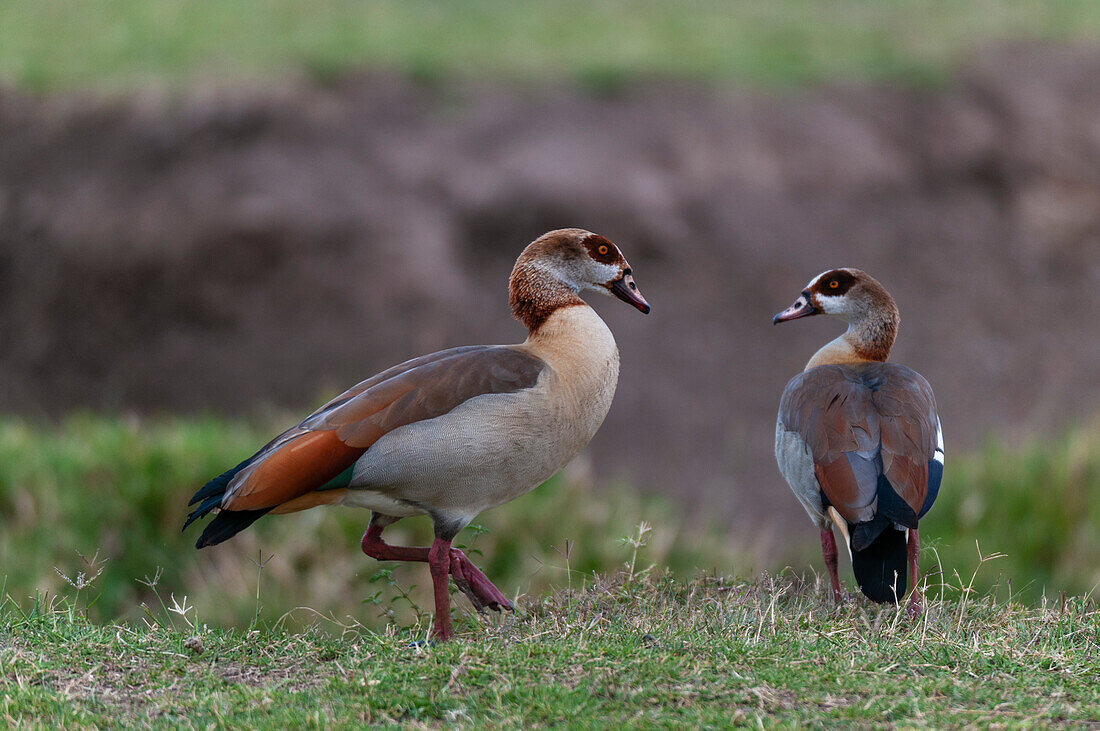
[598,245,609,255]
[829,280,839,289]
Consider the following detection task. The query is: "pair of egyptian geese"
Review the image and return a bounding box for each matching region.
[184,229,944,640]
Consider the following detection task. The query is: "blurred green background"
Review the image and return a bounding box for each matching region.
[4,0,1100,90]
[1,1,1099,625]
[3,416,1097,626]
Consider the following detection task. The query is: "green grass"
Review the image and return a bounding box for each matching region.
[2,414,1099,724]
[923,428,1100,602]
[4,0,1100,91]
[2,571,1098,727]
[0,413,1098,632]
[0,414,750,629]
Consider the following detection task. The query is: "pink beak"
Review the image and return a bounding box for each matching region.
[610,271,651,314]
[773,292,816,323]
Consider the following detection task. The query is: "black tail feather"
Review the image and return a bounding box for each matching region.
[851,527,908,604]
[849,475,918,553]
[850,513,890,553]
[188,458,253,507]
[182,494,223,530]
[875,474,918,528]
[194,508,271,548]
[183,457,263,545]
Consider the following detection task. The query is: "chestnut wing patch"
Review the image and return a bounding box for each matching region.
[185,346,546,546]
[869,367,939,519]
[780,368,881,524]
[778,363,939,549]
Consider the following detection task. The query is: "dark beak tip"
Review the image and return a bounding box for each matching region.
[610,276,650,314]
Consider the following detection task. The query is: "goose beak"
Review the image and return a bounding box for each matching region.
[609,271,650,314]
[773,292,815,323]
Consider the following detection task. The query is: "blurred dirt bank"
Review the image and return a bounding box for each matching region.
[2,45,1098,530]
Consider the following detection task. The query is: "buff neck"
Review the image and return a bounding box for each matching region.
[805,307,898,370]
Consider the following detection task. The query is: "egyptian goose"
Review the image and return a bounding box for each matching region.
[773,269,943,614]
[184,228,650,640]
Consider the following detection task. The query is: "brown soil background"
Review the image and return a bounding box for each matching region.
[2,45,1098,533]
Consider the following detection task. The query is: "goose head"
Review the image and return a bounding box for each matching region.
[509,229,650,331]
[773,268,899,364]
[773,268,895,326]
[519,229,649,312]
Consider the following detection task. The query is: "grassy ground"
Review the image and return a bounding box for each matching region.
[1,414,1099,633]
[0,414,754,629]
[3,0,1100,91]
[924,427,1100,604]
[2,416,1098,724]
[3,570,1098,727]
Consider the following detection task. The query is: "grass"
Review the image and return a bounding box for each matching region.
[1,413,1099,632]
[0,414,751,629]
[922,427,1100,602]
[2,569,1098,726]
[4,1,1100,91]
[2,413,1099,724]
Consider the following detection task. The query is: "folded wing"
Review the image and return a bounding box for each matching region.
[778,363,940,550]
[185,345,547,546]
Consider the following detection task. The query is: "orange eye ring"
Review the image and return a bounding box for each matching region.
[598,245,609,255]
[829,280,839,289]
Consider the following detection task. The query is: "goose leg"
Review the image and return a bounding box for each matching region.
[360,521,513,617]
[360,522,430,562]
[906,528,922,618]
[820,528,842,604]
[427,537,454,641]
[447,553,514,612]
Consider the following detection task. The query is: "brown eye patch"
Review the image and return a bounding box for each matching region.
[583,234,623,265]
[815,269,856,295]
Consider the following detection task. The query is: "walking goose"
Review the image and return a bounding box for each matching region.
[773,268,943,614]
[184,228,650,640]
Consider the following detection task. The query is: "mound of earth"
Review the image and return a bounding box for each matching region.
[1,44,1098,532]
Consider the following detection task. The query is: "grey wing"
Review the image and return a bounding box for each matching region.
[215,345,546,512]
[775,414,828,530]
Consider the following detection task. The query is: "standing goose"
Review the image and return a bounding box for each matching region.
[773,269,943,614]
[184,229,650,640]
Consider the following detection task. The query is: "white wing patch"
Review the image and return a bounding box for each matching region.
[934,418,945,466]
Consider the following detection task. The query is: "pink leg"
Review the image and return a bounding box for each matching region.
[427,538,453,641]
[361,523,430,562]
[448,553,513,612]
[820,528,842,604]
[907,528,923,618]
[361,524,514,614]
